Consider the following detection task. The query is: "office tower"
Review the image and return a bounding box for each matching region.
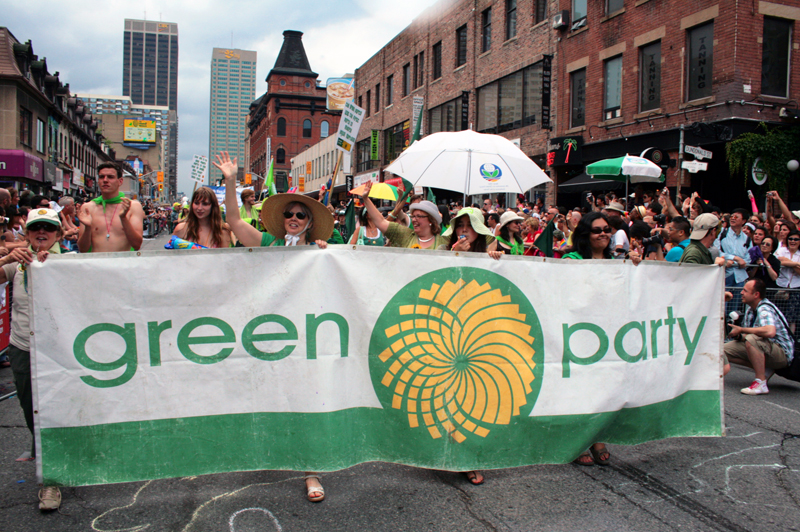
[122,19,179,197]
[208,48,257,184]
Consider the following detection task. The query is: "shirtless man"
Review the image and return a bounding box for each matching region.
[77,162,144,252]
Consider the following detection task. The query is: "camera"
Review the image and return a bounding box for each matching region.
[642,233,664,247]
[653,214,667,224]
[726,311,744,340]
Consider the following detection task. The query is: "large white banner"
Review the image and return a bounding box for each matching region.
[30,248,724,485]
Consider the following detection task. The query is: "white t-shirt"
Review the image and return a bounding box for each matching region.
[775,247,800,288]
[613,229,629,257]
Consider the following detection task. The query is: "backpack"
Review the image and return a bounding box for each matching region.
[760,301,800,382]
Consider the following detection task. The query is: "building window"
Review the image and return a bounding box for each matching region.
[432,42,442,80]
[403,63,410,96]
[534,0,547,24]
[430,96,467,133]
[481,8,492,53]
[276,148,285,164]
[456,25,468,67]
[570,68,586,128]
[375,84,381,113]
[687,22,714,101]
[417,52,424,88]
[603,56,623,120]
[303,119,312,138]
[386,75,394,105]
[476,62,543,133]
[277,117,286,136]
[413,55,419,89]
[607,0,624,15]
[762,17,792,98]
[366,90,371,117]
[19,107,32,146]
[36,119,45,153]
[506,0,517,40]
[321,120,329,138]
[573,0,587,26]
[385,121,409,162]
[640,41,661,112]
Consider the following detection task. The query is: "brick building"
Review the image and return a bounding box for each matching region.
[247,31,340,192]
[552,0,799,209]
[353,0,558,205]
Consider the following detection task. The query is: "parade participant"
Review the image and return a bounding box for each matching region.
[494,211,525,255]
[76,162,144,252]
[523,216,541,256]
[349,206,385,246]
[169,203,180,233]
[749,236,780,289]
[172,187,232,248]
[361,181,446,250]
[214,151,330,501]
[0,208,64,509]
[562,212,613,465]
[239,188,261,229]
[441,207,502,260]
[724,279,794,394]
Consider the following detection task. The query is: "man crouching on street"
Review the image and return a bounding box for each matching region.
[0,208,65,509]
[724,278,794,395]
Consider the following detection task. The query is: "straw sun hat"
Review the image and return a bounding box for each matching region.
[260,194,334,242]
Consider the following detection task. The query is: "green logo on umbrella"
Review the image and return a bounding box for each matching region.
[479,163,502,182]
[369,268,544,444]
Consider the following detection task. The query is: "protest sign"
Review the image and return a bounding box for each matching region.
[335,100,364,153]
[31,249,724,486]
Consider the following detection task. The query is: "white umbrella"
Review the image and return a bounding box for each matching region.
[384,130,552,196]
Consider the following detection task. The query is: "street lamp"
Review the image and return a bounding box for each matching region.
[788,159,799,173]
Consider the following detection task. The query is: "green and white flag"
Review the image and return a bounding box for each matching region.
[30,249,724,486]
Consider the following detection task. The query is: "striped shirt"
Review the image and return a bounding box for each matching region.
[744,300,794,362]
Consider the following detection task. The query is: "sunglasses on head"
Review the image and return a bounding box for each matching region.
[283,211,307,220]
[28,223,57,232]
[590,226,614,234]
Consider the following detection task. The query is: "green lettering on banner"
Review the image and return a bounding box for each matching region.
[614,321,647,363]
[306,313,349,359]
[147,320,172,367]
[650,320,663,358]
[242,314,297,361]
[679,317,707,365]
[562,322,609,378]
[73,323,138,388]
[177,317,235,364]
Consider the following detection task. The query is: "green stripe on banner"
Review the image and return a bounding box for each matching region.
[41,391,720,486]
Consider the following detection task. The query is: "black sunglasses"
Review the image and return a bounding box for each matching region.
[283,211,308,220]
[788,238,800,242]
[590,226,614,234]
[28,223,58,232]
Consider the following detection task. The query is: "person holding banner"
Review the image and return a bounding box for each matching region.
[360,182,446,250]
[348,206,385,246]
[440,207,502,260]
[172,187,232,249]
[76,163,144,252]
[494,211,526,255]
[215,151,331,250]
[0,209,64,510]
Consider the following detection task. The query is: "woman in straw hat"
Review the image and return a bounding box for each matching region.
[360,181,446,250]
[213,151,331,502]
[214,152,332,250]
[493,211,526,255]
[439,207,503,261]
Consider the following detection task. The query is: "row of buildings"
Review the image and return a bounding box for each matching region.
[243,0,798,210]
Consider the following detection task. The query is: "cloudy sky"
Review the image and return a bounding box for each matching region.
[5,0,439,195]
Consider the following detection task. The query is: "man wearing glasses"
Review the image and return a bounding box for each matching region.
[76,163,144,252]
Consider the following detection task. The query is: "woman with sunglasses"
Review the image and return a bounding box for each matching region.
[172,186,231,248]
[562,211,613,465]
[749,236,780,289]
[214,152,331,250]
[360,181,446,250]
[0,209,65,510]
[776,231,800,329]
[494,211,526,255]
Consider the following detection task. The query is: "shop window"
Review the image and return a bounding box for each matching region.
[687,22,714,101]
[762,17,792,98]
[640,41,661,112]
[570,68,586,128]
[603,56,622,120]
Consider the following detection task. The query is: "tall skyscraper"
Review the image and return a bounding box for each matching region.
[122,19,179,197]
[208,48,257,184]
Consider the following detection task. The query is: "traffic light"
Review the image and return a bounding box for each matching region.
[158,184,163,192]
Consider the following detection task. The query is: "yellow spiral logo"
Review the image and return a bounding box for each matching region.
[369,268,543,444]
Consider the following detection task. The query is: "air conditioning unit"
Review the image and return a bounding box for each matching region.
[553,10,570,30]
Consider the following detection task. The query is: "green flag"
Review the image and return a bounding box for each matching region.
[345,199,356,240]
[427,187,436,204]
[264,158,277,197]
[533,220,556,258]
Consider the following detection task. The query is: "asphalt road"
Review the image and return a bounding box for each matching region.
[1,233,798,531]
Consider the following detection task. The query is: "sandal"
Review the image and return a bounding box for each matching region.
[590,445,611,466]
[573,451,594,466]
[304,474,325,502]
[465,471,484,485]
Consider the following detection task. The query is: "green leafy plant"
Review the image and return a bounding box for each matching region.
[726,123,800,195]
